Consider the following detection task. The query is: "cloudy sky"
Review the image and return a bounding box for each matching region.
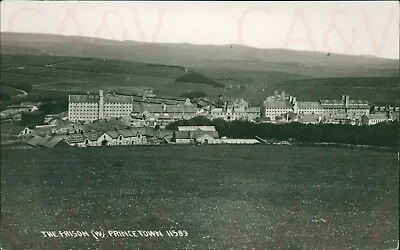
[1,1,398,59]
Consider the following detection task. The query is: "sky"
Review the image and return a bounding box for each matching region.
[1,1,399,59]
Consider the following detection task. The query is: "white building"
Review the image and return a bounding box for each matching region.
[261,93,293,120]
[209,98,260,121]
[65,129,147,147]
[361,114,390,125]
[319,95,370,118]
[68,90,133,123]
[261,92,370,122]
[132,99,198,128]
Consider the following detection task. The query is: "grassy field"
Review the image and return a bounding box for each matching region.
[0,54,226,103]
[1,145,398,249]
[277,77,400,104]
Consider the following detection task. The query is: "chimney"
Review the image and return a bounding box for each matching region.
[341,95,345,101]
[99,90,104,119]
[345,95,350,107]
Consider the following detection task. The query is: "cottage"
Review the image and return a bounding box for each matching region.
[173,131,193,144]
[177,126,217,132]
[173,126,219,144]
[194,133,216,144]
[361,114,390,125]
[0,123,33,138]
[296,114,322,124]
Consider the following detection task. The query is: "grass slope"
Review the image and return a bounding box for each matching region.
[1,32,398,78]
[1,146,398,249]
[1,42,398,105]
[0,54,225,103]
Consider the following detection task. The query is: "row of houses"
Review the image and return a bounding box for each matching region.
[67,89,398,127]
[262,91,371,120]
[261,91,398,125]
[284,112,394,126]
[27,127,170,148]
[18,123,263,148]
[67,90,262,127]
[25,126,221,148]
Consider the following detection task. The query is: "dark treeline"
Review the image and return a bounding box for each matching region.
[166,117,399,148]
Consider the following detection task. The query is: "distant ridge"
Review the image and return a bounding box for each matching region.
[2,32,397,61]
[1,32,398,79]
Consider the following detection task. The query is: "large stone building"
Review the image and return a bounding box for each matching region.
[319,95,370,117]
[131,99,198,128]
[68,90,133,122]
[261,91,370,122]
[209,98,261,121]
[261,93,294,120]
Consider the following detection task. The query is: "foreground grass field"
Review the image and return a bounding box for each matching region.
[1,145,398,249]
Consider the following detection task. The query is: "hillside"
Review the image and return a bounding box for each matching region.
[1,32,399,106]
[0,54,228,103]
[1,32,398,78]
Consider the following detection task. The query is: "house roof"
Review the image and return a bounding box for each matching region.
[43,136,69,148]
[297,114,321,123]
[320,100,369,109]
[0,123,26,136]
[48,118,72,126]
[117,129,139,138]
[55,111,69,119]
[155,129,174,138]
[33,126,56,136]
[196,99,214,108]
[102,127,155,139]
[367,114,388,120]
[103,94,133,104]
[174,129,219,140]
[232,99,249,108]
[297,101,322,109]
[84,118,129,132]
[134,127,155,137]
[133,103,197,113]
[27,135,51,146]
[193,130,219,139]
[194,133,216,140]
[85,131,103,141]
[65,134,87,143]
[174,131,191,139]
[69,93,132,104]
[69,94,100,103]
[263,99,293,109]
[178,126,216,132]
[330,114,349,120]
[248,107,261,113]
